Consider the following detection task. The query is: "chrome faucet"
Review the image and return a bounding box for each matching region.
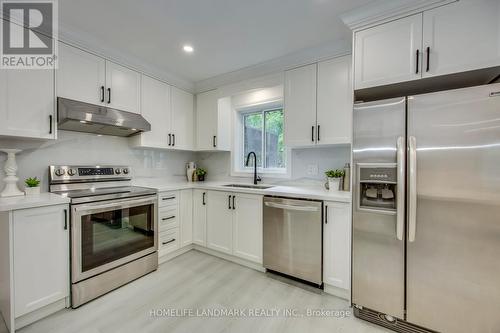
[245,152,262,185]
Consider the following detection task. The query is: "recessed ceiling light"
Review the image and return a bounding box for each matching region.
[183,45,194,53]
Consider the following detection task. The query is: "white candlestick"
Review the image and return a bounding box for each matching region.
[1,149,24,197]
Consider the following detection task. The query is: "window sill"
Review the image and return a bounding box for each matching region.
[231,169,291,180]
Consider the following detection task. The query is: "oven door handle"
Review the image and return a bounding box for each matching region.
[73,195,157,213]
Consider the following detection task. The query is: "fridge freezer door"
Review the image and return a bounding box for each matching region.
[407,83,500,333]
[352,97,406,318]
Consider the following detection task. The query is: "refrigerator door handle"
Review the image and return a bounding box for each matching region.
[408,136,417,242]
[396,136,405,241]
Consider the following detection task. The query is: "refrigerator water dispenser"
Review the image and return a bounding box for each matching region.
[357,164,397,212]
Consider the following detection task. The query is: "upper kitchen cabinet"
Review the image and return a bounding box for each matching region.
[317,56,353,145]
[285,56,352,147]
[57,43,141,114]
[57,43,106,105]
[196,90,231,151]
[0,68,56,139]
[130,75,171,148]
[284,63,317,147]
[105,61,141,114]
[353,0,500,90]
[171,86,194,150]
[354,13,423,90]
[422,0,500,78]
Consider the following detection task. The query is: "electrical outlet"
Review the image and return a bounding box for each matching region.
[307,164,318,176]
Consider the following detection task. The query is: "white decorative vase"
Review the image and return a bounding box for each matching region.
[186,162,197,182]
[1,149,24,197]
[328,177,341,192]
[25,187,41,196]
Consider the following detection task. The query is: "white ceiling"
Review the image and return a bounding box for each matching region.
[59,0,372,84]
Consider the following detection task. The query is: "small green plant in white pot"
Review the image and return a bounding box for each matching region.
[325,169,345,192]
[195,168,207,182]
[24,177,41,195]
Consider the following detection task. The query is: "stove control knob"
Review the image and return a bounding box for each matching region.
[55,169,66,177]
[122,168,129,175]
[115,168,122,175]
[67,168,77,176]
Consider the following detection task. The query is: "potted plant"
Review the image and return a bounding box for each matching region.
[325,169,345,192]
[24,177,41,195]
[195,168,207,182]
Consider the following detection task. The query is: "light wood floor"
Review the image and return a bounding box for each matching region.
[4,250,391,333]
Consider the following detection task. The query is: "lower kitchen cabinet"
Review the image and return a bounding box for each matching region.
[323,201,351,298]
[192,189,207,246]
[179,189,193,247]
[232,193,263,263]
[206,191,234,254]
[0,204,70,331]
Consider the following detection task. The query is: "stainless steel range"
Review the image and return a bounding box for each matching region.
[49,165,158,308]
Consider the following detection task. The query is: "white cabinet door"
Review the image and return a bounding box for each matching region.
[232,193,263,263]
[171,86,194,150]
[0,69,55,139]
[131,75,171,148]
[323,202,351,290]
[57,42,106,105]
[105,61,141,114]
[284,64,317,147]
[317,56,353,145]
[206,191,233,254]
[196,90,218,150]
[354,13,423,89]
[192,189,207,246]
[422,0,500,78]
[13,205,69,317]
[179,189,193,247]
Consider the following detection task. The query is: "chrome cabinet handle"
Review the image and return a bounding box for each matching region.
[396,136,405,241]
[162,239,175,245]
[408,136,417,242]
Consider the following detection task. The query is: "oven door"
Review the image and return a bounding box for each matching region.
[71,195,157,283]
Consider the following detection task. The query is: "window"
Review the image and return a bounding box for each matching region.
[242,107,285,171]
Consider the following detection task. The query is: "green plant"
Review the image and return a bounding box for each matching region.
[25,177,41,187]
[195,168,207,177]
[325,169,345,179]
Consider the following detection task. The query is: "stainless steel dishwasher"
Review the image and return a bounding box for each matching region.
[263,196,323,285]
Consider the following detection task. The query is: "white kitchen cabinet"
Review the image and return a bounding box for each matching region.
[171,86,194,150]
[130,75,171,148]
[57,42,106,105]
[422,0,500,78]
[285,56,352,147]
[179,189,193,247]
[284,63,317,147]
[316,56,353,145]
[323,201,351,294]
[12,205,69,318]
[206,191,233,254]
[105,61,141,114]
[232,193,263,264]
[192,189,207,246]
[354,13,423,90]
[196,90,230,151]
[0,68,56,139]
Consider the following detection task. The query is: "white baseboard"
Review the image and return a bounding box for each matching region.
[323,284,350,301]
[15,298,67,331]
[158,245,194,264]
[193,245,265,272]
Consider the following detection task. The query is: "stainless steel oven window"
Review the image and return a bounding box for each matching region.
[71,196,158,283]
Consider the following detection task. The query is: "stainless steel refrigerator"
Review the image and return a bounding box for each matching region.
[352,83,500,333]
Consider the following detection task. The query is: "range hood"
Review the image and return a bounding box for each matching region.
[57,97,151,137]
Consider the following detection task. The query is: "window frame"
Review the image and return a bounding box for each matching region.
[232,100,291,179]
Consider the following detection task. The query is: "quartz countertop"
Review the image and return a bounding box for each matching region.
[133,179,351,203]
[0,193,70,212]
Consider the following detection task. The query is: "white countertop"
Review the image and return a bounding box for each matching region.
[133,179,352,203]
[0,193,70,212]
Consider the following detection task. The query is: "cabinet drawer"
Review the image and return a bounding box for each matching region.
[158,191,178,207]
[159,228,180,253]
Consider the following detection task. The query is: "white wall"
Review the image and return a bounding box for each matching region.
[0,131,197,191]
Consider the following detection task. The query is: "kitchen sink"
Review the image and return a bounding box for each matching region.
[223,184,274,190]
